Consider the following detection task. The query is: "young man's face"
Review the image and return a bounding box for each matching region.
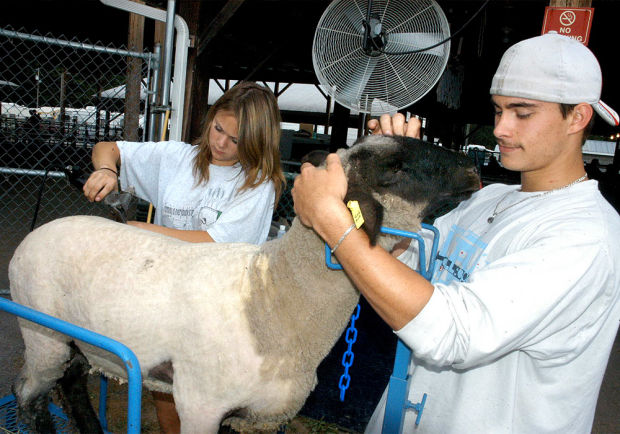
[492,95,575,175]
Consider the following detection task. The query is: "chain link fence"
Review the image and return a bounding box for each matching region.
[0,26,299,291]
[0,27,157,290]
[272,171,297,227]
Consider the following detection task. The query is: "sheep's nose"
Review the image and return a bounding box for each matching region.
[467,167,482,190]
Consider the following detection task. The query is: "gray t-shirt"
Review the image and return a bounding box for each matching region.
[117,140,275,244]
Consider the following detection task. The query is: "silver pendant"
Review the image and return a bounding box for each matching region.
[487,216,495,223]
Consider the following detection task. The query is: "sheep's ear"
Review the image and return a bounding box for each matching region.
[343,189,383,245]
[300,150,330,167]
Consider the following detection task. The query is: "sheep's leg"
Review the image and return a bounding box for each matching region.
[175,399,226,434]
[177,410,225,434]
[57,344,103,434]
[172,373,227,434]
[13,325,71,432]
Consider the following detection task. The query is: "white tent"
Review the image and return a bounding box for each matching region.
[97,79,366,145]
[0,102,28,117]
[583,140,616,164]
[207,79,332,114]
[98,82,149,101]
[0,80,19,88]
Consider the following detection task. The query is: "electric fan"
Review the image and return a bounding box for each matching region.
[312,0,451,115]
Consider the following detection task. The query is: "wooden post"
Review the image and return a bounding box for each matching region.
[178,0,202,143]
[329,102,351,152]
[182,0,247,143]
[124,0,145,142]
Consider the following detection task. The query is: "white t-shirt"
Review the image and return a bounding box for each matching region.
[366,180,620,434]
[117,140,275,244]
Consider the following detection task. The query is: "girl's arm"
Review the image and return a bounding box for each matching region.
[127,221,215,243]
[84,141,121,202]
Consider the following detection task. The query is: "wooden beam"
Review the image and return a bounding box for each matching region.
[243,47,280,81]
[178,0,202,142]
[549,0,592,7]
[197,0,246,57]
[124,0,145,142]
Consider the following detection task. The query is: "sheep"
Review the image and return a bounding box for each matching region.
[8,134,480,433]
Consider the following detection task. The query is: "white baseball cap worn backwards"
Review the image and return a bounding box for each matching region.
[490,32,619,126]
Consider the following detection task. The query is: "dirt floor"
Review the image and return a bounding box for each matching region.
[86,378,358,434]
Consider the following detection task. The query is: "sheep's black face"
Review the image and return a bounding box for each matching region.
[339,135,480,243]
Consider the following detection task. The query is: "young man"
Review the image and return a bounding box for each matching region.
[292,33,620,433]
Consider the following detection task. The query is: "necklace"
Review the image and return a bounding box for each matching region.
[487,174,588,224]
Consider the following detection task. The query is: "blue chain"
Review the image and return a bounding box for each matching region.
[329,224,439,404]
[338,303,361,401]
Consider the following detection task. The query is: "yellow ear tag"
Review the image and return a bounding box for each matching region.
[347,200,365,229]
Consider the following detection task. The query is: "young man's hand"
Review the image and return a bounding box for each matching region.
[367,113,422,138]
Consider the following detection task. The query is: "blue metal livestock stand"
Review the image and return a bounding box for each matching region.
[0,297,142,433]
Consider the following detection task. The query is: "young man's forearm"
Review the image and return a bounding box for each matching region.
[313,201,433,331]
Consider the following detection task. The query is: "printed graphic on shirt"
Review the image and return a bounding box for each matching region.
[432,225,487,284]
[161,206,195,230]
[206,186,229,201]
[194,206,223,229]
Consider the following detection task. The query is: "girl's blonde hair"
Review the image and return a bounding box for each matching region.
[193,81,286,205]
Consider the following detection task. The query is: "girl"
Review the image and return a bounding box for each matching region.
[83,81,285,432]
[84,81,286,244]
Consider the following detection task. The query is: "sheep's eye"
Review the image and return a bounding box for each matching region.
[401,162,416,174]
[378,166,402,186]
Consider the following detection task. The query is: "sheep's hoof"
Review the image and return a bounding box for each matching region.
[16,394,56,434]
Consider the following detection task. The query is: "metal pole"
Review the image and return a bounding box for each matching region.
[35,67,40,108]
[613,133,620,169]
[148,44,161,141]
[0,28,151,60]
[99,0,190,141]
[159,0,176,138]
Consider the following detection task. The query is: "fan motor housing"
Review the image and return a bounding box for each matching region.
[363,14,388,57]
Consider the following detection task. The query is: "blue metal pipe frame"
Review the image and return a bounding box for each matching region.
[324,223,440,433]
[0,297,142,433]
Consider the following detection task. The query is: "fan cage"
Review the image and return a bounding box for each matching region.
[312,0,451,115]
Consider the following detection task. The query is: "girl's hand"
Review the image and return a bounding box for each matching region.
[83,168,118,202]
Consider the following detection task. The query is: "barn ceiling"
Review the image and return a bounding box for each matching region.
[192,0,618,137]
[2,0,618,137]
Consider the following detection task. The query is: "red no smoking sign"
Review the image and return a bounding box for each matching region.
[542,7,594,45]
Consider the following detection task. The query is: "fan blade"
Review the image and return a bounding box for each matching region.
[387,32,446,56]
[370,98,398,115]
[336,0,366,35]
[337,56,378,111]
